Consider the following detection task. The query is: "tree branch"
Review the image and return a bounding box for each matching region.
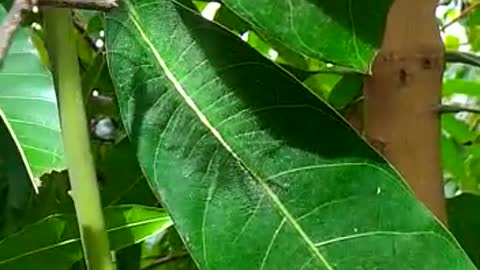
[442,2,480,31]
[0,0,30,65]
[0,0,116,66]
[439,104,480,114]
[38,0,117,11]
[445,51,480,68]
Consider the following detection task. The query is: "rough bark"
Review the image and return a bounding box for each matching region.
[363,0,446,222]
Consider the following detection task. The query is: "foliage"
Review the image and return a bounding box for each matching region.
[0,0,479,269]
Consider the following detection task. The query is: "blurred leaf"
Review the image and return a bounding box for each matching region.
[251,30,334,72]
[87,15,104,35]
[279,64,316,82]
[442,114,476,143]
[0,112,34,238]
[466,156,480,191]
[445,35,461,50]
[141,227,197,270]
[273,41,326,72]
[116,243,142,270]
[0,6,65,179]
[327,74,364,110]
[75,10,103,35]
[0,205,172,269]
[192,1,209,11]
[75,29,96,68]
[441,134,467,181]
[468,7,480,26]
[81,53,118,118]
[31,31,50,68]
[99,139,157,207]
[467,26,480,51]
[23,171,74,224]
[221,0,394,72]
[245,31,271,57]
[106,1,476,269]
[214,3,249,34]
[303,73,342,99]
[443,79,480,97]
[0,0,12,9]
[447,194,480,267]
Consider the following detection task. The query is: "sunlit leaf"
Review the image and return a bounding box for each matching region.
[0,6,65,179]
[105,1,475,269]
[220,0,394,72]
[443,79,480,97]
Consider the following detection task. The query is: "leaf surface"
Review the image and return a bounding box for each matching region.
[220,0,393,72]
[0,205,172,269]
[448,194,480,268]
[105,1,475,269]
[0,6,65,178]
[0,112,34,237]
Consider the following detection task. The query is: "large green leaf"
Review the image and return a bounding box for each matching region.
[0,6,65,178]
[105,0,474,269]
[219,0,393,72]
[0,205,172,269]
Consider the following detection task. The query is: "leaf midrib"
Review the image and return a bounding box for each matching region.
[122,2,333,269]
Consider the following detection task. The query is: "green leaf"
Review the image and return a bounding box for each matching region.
[442,114,476,144]
[327,74,364,110]
[0,6,65,178]
[445,35,461,51]
[0,112,34,237]
[303,73,342,100]
[0,205,172,269]
[141,227,196,270]
[116,243,142,270]
[443,79,480,97]
[467,26,480,52]
[105,1,475,269]
[214,3,249,34]
[220,0,393,72]
[448,194,480,268]
[441,134,467,181]
[99,139,157,207]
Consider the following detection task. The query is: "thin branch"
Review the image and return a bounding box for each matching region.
[445,51,480,67]
[442,2,480,31]
[0,0,30,66]
[37,0,117,11]
[439,104,480,114]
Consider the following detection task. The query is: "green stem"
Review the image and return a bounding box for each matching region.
[44,9,114,270]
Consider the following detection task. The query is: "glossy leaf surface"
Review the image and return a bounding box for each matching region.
[220,0,393,72]
[105,1,474,269]
[0,6,65,178]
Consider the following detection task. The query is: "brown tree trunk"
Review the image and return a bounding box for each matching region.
[363,0,446,222]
